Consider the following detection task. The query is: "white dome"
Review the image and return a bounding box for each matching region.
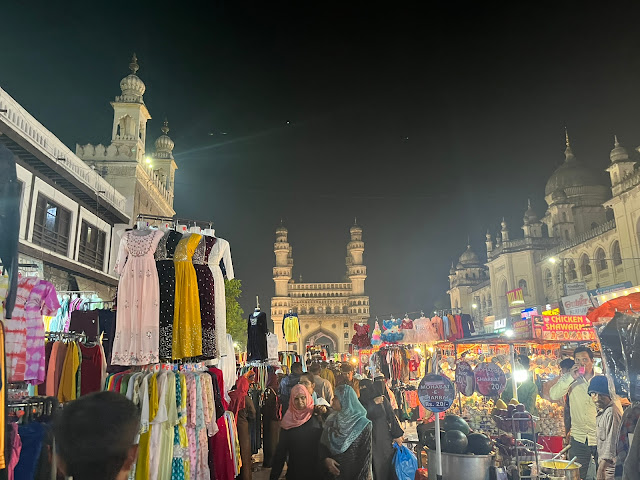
[154,120,174,155]
[458,244,480,267]
[117,54,145,102]
[610,135,629,163]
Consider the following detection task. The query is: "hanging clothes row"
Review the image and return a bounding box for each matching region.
[105,364,239,480]
[5,396,59,480]
[37,332,107,402]
[370,345,424,383]
[237,364,280,392]
[278,352,303,372]
[46,291,106,333]
[113,226,234,366]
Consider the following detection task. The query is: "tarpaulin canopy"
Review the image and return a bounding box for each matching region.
[586,292,640,323]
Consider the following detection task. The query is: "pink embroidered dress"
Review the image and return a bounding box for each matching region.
[24,280,60,384]
[112,230,163,365]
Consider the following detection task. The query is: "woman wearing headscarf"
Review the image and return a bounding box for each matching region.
[229,375,256,480]
[270,385,323,480]
[359,379,404,480]
[320,384,373,480]
[262,371,281,468]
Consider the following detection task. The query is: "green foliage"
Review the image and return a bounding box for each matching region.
[225,278,246,351]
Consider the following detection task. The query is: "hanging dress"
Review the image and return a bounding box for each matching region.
[24,279,60,384]
[155,229,183,360]
[207,237,234,358]
[6,277,39,382]
[193,235,217,359]
[173,234,203,359]
[247,311,268,361]
[112,230,163,366]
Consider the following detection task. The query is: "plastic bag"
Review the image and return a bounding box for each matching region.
[393,443,418,480]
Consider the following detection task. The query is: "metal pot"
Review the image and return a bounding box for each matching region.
[538,460,582,480]
[426,449,495,480]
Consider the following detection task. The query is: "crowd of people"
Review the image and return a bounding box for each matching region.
[50,346,632,480]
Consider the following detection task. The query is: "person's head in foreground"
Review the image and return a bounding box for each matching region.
[588,375,612,411]
[54,391,140,480]
[559,358,575,375]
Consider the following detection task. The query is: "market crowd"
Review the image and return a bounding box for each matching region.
[52,346,640,480]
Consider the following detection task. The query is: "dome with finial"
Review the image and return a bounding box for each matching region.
[350,218,362,235]
[449,261,456,275]
[457,243,480,268]
[545,129,603,197]
[523,199,538,224]
[610,135,629,163]
[154,119,175,157]
[118,54,146,103]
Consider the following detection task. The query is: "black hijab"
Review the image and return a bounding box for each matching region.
[359,379,376,405]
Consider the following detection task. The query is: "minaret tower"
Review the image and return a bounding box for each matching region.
[110,54,151,163]
[153,118,178,205]
[347,221,369,327]
[607,135,635,190]
[272,224,293,350]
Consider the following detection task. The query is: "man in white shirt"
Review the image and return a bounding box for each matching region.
[550,346,598,480]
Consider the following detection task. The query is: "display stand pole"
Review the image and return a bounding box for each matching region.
[509,344,518,402]
[433,354,443,480]
[509,343,522,448]
[454,345,463,414]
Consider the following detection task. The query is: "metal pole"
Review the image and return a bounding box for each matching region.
[509,344,518,402]
[455,345,463,415]
[433,354,443,480]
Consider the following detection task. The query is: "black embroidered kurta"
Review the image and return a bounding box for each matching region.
[154,229,182,360]
[247,311,268,361]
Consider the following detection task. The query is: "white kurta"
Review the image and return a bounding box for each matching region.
[206,236,234,357]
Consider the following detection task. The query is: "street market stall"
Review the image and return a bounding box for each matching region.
[419,313,599,480]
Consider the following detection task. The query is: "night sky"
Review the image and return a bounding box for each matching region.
[2,2,640,320]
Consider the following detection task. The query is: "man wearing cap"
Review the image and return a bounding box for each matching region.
[589,376,621,480]
[336,363,360,398]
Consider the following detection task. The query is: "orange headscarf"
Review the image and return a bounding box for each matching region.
[280,384,314,430]
[228,376,250,422]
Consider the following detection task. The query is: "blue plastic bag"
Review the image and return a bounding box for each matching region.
[393,443,418,480]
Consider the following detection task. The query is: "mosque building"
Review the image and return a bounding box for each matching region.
[448,131,640,328]
[270,223,370,354]
[0,54,177,297]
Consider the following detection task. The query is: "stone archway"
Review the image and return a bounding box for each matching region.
[304,329,339,355]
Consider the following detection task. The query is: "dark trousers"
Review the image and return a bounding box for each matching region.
[570,437,596,480]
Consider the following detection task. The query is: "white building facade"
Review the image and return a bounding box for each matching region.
[448,133,640,327]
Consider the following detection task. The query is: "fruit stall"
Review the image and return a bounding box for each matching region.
[417,315,598,480]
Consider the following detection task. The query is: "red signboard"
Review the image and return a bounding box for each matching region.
[474,362,507,397]
[532,315,596,341]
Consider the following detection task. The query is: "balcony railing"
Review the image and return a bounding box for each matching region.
[544,219,616,258]
[0,87,127,213]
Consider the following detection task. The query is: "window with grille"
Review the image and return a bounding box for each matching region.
[78,221,106,270]
[32,194,71,255]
